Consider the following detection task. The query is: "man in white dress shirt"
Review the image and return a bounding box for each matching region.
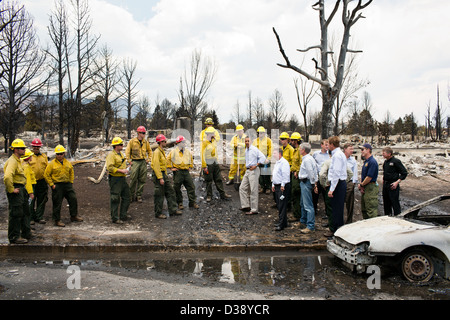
[326,136,348,236]
[239,136,267,215]
[298,143,318,233]
[271,148,291,231]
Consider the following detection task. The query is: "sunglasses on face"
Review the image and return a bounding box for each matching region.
[56,153,64,156]
[17,148,26,150]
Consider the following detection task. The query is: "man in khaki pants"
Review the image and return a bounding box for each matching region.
[239,136,267,215]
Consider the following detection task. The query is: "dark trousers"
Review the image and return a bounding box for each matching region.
[153,172,178,216]
[7,185,31,242]
[173,170,197,205]
[291,174,301,219]
[313,181,331,216]
[51,182,78,221]
[274,183,291,229]
[383,182,401,216]
[204,162,226,198]
[109,176,131,222]
[330,180,347,232]
[259,164,271,191]
[30,179,48,222]
[345,182,355,224]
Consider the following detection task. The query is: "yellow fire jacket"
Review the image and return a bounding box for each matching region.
[3,154,27,193]
[125,138,152,162]
[229,134,246,165]
[282,144,295,166]
[106,150,127,177]
[23,162,37,194]
[44,158,75,186]
[29,153,48,181]
[253,136,272,157]
[167,147,194,170]
[201,139,218,168]
[151,146,168,180]
[291,147,303,173]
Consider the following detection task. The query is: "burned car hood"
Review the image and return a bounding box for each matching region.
[334,216,450,256]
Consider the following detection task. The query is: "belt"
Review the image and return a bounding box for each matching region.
[132,159,145,161]
[300,178,308,183]
[13,183,25,188]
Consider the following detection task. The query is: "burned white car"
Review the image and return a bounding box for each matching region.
[327,194,450,282]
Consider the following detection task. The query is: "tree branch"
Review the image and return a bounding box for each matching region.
[273,27,329,87]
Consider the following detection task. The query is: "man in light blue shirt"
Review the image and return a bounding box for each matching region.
[299,143,318,233]
[239,136,267,215]
[326,136,347,236]
[272,148,291,231]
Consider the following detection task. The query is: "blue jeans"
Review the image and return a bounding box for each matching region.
[300,180,315,230]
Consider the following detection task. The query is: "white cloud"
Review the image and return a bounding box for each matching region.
[20,0,450,125]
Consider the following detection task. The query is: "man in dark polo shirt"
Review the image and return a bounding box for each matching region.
[358,143,379,219]
[382,147,408,216]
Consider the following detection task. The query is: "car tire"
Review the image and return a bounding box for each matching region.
[401,250,435,283]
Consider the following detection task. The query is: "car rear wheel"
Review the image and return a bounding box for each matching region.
[401,250,435,282]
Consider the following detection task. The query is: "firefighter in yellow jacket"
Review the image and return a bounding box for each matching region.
[227,124,246,185]
[22,149,36,234]
[290,132,303,220]
[106,137,131,224]
[167,136,199,210]
[29,138,48,224]
[201,127,231,202]
[125,126,152,203]
[200,118,220,142]
[3,139,31,244]
[151,134,181,219]
[253,126,273,193]
[44,145,83,227]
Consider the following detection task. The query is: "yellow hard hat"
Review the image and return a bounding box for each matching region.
[280,132,290,139]
[111,137,123,146]
[21,149,33,160]
[204,118,214,125]
[205,127,216,134]
[10,139,26,150]
[236,124,244,131]
[291,132,302,140]
[54,145,66,154]
[257,126,266,133]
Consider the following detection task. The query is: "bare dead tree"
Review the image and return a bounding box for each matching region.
[178,49,217,135]
[233,100,242,125]
[64,0,100,155]
[93,44,124,143]
[253,97,266,128]
[329,34,370,135]
[294,76,318,142]
[120,58,140,139]
[47,0,70,145]
[273,0,372,139]
[268,89,287,130]
[0,2,50,152]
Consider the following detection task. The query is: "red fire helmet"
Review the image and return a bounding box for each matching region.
[156,134,166,143]
[31,138,43,147]
[137,126,146,133]
[176,136,185,144]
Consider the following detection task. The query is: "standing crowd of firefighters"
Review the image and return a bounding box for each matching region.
[3,118,407,245]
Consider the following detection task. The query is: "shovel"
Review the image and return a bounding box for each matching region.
[234,145,241,191]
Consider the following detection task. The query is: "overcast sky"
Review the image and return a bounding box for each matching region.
[22,0,450,125]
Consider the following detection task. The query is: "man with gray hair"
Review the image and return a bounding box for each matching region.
[298,143,318,234]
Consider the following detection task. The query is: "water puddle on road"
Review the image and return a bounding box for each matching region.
[19,251,450,300]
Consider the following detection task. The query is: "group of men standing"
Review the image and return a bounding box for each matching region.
[4,138,83,244]
[235,131,408,237]
[4,119,408,244]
